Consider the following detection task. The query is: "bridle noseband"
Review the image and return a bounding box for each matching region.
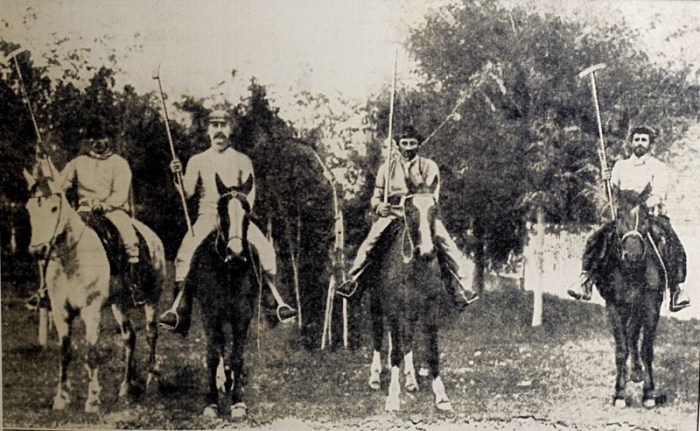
[215,190,250,263]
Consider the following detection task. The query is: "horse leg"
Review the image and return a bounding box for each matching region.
[82,302,104,413]
[369,294,382,390]
[426,308,452,412]
[641,292,662,408]
[111,303,136,399]
[229,303,253,421]
[143,301,160,392]
[202,320,224,418]
[385,318,401,412]
[607,304,629,407]
[52,310,74,410]
[403,315,417,393]
[628,315,644,383]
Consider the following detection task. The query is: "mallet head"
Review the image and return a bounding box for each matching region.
[578,63,606,79]
[151,63,161,80]
[2,47,28,65]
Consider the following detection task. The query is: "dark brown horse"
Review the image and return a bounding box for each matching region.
[364,193,451,412]
[185,173,258,419]
[596,185,666,408]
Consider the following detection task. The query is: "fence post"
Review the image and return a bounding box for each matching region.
[531,207,545,327]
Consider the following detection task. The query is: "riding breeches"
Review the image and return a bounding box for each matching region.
[348,216,473,285]
[174,214,276,282]
[104,209,139,260]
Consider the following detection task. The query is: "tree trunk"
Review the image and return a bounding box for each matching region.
[472,220,486,294]
[531,206,545,327]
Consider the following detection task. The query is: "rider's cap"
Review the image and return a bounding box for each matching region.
[208,109,229,123]
[398,125,422,144]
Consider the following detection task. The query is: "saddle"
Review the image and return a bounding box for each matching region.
[80,212,146,277]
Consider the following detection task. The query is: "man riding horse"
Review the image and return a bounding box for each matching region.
[568,125,690,312]
[336,125,479,308]
[41,125,141,293]
[158,107,297,336]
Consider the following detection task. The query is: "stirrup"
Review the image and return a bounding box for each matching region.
[335,279,358,298]
[276,304,296,324]
[158,309,181,331]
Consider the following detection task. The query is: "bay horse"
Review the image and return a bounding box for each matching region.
[22,168,166,413]
[364,193,451,412]
[596,185,666,408]
[184,173,258,419]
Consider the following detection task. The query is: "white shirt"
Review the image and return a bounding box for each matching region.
[183,147,255,215]
[610,153,668,208]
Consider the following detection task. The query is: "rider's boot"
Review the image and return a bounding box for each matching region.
[264,275,297,323]
[158,281,192,337]
[669,284,690,312]
[450,275,479,311]
[567,272,594,301]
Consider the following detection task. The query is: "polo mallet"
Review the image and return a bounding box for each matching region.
[579,63,616,220]
[383,49,398,203]
[3,48,55,177]
[152,64,194,236]
[152,64,194,315]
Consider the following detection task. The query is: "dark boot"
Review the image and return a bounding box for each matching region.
[158,281,192,337]
[670,284,690,312]
[567,272,593,301]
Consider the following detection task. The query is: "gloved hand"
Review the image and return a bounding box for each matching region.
[601,168,611,181]
[170,158,183,174]
[91,202,105,215]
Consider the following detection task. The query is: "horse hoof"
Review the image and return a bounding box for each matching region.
[202,404,219,418]
[369,379,381,391]
[230,402,247,421]
[52,395,69,411]
[405,381,418,392]
[436,399,453,412]
[613,397,627,408]
[643,398,656,409]
[385,397,400,412]
[84,399,101,413]
[119,381,131,398]
[418,367,430,377]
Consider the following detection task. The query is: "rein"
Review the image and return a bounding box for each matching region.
[29,193,88,262]
[618,205,646,258]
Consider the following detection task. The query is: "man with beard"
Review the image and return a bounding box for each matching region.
[568,126,690,311]
[158,108,297,336]
[335,125,479,308]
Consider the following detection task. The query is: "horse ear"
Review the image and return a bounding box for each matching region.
[215,173,228,195]
[238,174,253,195]
[23,168,36,190]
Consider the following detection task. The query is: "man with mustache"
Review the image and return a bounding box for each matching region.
[568,125,690,312]
[159,108,297,336]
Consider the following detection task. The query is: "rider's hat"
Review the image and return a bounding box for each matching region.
[208,108,229,123]
[398,125,423,145]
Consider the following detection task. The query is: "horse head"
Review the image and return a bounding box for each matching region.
[23,167,66,259]
[404,193,438,260]
[614,183,652,268]
[215,172,252,262]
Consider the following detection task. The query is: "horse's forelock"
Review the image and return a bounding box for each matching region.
[30,178,54,199]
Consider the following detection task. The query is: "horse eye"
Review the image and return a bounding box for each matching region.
[51,206,58,213]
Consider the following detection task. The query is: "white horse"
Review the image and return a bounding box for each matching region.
[23,168,166,413]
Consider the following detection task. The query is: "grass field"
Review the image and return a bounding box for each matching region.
[2,285,699,430]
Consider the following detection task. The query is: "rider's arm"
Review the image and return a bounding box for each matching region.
[243,157,256,210]
[647,159,669,209]
[424,159,440,202]
[370,163,388,211]
[58,158,77,192]
[181,156,200,199]
[609,160,622,189]
[104,157,131,210]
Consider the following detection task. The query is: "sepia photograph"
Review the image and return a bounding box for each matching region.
[1,0,699,429]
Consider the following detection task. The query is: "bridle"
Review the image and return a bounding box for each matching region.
[618,204,646,260]
[400,193,437,264]
[215,190,250,263]
[28,191,87,261]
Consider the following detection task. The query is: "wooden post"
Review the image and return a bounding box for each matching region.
[531,207,545,327]
[37,261,49,347]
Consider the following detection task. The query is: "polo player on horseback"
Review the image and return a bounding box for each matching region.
[336,125,479,308]
[158,108,297,336]
[47,127,141,289]
[568,126,690,312]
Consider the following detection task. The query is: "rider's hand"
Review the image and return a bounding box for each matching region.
[170,158,183,174]
[601,168,611,181]
[376,202,391,217]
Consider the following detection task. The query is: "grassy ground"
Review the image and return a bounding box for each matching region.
[2,285,699,430]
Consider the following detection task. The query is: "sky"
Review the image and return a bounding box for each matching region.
[1,0,699,120]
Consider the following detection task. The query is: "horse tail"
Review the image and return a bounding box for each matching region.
[131,219,167,283]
